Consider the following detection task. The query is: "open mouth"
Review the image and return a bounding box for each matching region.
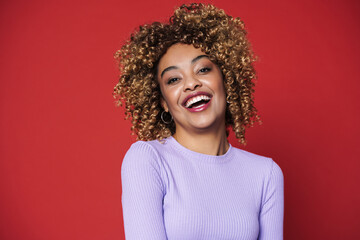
[183,94,212,109]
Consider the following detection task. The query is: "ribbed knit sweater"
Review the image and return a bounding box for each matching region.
[121,136,284,240]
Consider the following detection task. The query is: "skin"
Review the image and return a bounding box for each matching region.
[157,43,229,155]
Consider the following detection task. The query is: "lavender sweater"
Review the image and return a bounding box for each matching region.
[121,137,284,239]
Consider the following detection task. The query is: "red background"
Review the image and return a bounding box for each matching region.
[1,0,359,239]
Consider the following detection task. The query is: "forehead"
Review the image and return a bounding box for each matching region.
[158,44,206,69]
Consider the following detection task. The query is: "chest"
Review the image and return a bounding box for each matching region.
[162,161,261,239]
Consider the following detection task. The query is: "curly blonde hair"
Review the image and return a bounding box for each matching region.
[113,3,258,145]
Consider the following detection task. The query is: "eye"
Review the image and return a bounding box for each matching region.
[167,77,180,85]
[199,67,211,73]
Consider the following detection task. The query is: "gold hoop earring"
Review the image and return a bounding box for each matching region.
[161,111,173,124]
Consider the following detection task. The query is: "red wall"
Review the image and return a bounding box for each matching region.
[1,0,359,239]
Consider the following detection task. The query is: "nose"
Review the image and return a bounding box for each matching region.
[183,74,202,91]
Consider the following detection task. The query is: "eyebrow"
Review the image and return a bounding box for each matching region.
[160,55,209,78]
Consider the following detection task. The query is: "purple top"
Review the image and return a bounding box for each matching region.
[121,136,284,239]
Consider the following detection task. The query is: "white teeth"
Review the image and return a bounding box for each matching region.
[185,95,211,108]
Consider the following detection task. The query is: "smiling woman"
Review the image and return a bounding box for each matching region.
[157,44,228,154]
[114,3,284,240]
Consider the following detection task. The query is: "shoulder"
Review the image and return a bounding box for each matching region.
[124,139,166,160]
[122,139,166,173]
[125,140,159,156]
[230,147,283,181]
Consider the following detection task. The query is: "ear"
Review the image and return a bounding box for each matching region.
[160,97,169,112]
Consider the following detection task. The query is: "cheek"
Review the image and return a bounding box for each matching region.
[161,86,182,110]
[214,79,226,100]
[219,81,226,95]
[212,70,226,98]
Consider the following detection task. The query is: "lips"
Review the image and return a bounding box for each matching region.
[182,91,212,109]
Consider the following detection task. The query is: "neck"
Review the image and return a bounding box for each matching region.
[173,127,229,156]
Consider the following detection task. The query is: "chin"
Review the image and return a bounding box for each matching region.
[190,117,224,132]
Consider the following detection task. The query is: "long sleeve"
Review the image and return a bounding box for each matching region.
[258,161,284,240]
[121,142,167,240]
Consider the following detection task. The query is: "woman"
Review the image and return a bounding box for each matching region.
[114,3,284,240]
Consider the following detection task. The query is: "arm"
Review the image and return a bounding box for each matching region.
[121,142,167,240]
[258,161,284,240]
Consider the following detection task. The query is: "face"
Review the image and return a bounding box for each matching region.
[157,43,227,135]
